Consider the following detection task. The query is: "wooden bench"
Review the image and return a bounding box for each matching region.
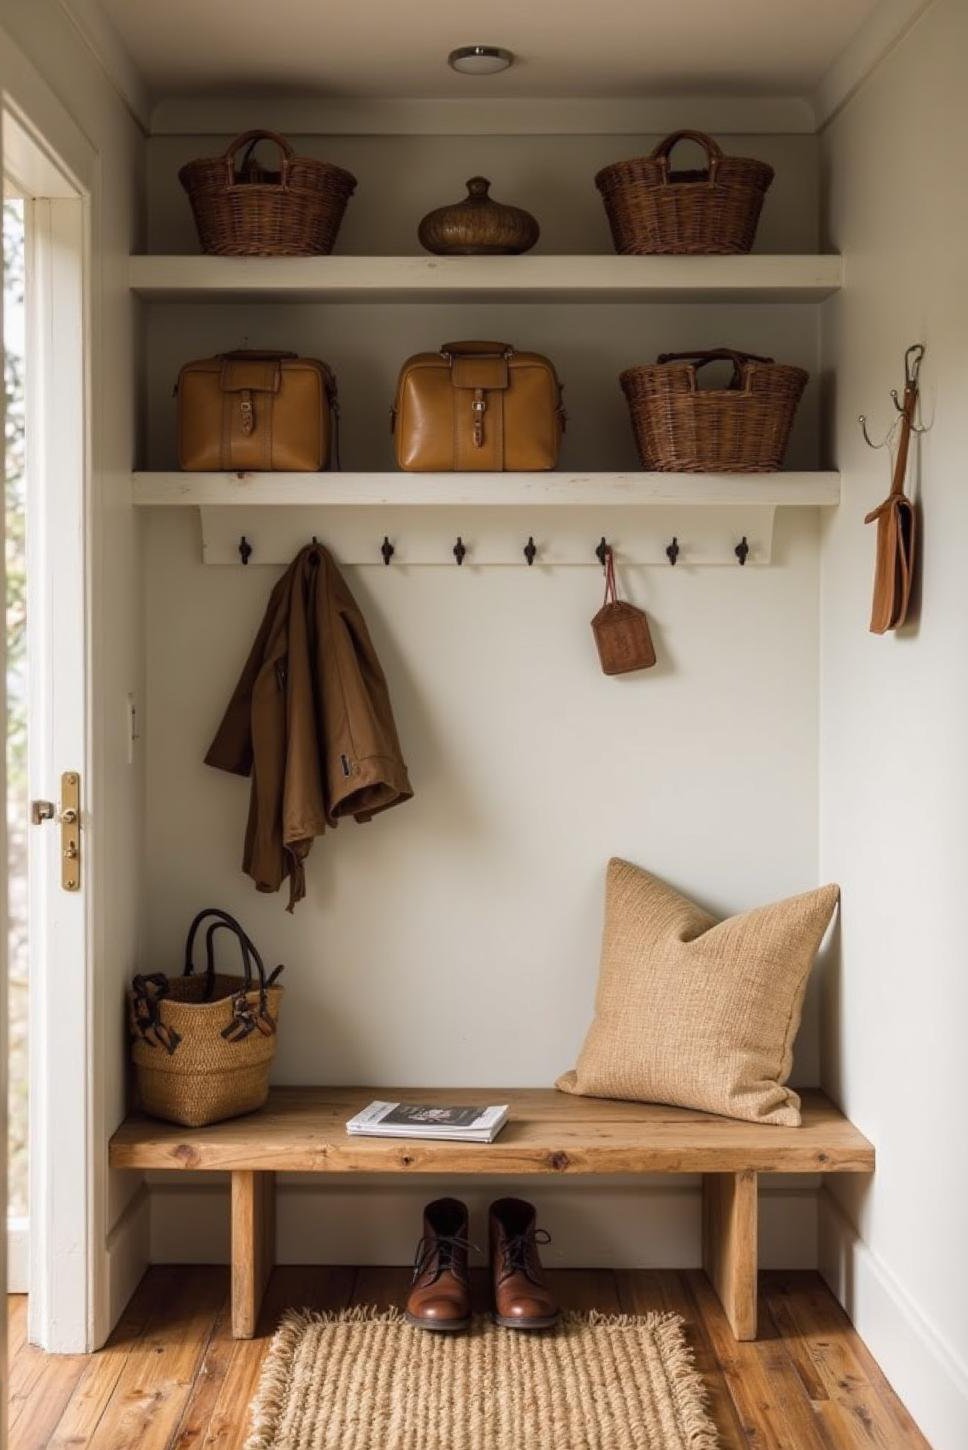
[108,1086,873,1342]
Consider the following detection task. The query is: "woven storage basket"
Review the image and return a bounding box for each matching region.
[620,349,808,473]
[596,130,773,255]
[129,909,284,1128]
[179,130,356,256]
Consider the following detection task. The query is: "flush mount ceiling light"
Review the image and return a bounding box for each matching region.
[448,45,514,76]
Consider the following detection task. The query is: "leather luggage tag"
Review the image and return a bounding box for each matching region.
[591,549,657,675]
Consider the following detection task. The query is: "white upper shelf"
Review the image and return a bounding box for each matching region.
[128,254,843,305]
[132,471,841,508]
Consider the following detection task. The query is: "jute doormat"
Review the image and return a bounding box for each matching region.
[245,1307,719,1450]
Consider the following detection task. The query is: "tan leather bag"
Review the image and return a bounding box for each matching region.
[392,340,564,471]
[177,350,338,471]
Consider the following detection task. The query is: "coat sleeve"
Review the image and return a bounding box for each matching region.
[204,587,281,777]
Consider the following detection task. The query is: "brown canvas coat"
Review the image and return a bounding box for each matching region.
[205,543,412,909]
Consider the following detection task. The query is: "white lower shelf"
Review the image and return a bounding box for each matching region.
[132,471,841,508]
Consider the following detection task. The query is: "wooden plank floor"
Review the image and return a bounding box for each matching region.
[7,1268,929,1449]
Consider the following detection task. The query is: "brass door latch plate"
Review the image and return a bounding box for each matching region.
[61,771,80,891]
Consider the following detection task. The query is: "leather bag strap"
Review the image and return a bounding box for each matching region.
[439,340,513,358]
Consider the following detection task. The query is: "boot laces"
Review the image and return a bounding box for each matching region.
[411,1233,477,1286]
[499,1228,551,1284]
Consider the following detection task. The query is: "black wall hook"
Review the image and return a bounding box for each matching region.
[595,536,609,566]
[735,536,750,566]
[381,536,395,566]
[238,535,252,566]
[453,536,467,566]
[666,536,680,566]
[524,535,537,566]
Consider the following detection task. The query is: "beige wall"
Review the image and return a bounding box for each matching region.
[818,0,968,1444]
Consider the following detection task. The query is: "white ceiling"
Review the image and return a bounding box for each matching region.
[95,0,882,101]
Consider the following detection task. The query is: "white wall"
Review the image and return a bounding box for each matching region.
[0,0,146,1348]
[141,126,829,1269]
[818,0,968,1444]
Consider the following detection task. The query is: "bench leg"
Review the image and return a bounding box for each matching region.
[702,1170,758,1340]
[231,1169,276,1339]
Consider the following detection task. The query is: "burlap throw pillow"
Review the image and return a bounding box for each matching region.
[556,859,839,1126]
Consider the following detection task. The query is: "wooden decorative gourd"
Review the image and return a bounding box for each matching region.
[418,177,540,255]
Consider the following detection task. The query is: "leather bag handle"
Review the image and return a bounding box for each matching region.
[218,349,299,362]
[657,348,774,391]
[223,130,294,186]
[649,129,723,182]
[439,340,513,359]
[184,907,261,987]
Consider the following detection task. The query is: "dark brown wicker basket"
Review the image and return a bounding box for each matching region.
[620,349,808,473]
[596,130,773,255]
[179,130,357,256]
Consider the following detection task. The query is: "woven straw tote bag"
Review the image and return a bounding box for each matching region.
[129,908,284,1128]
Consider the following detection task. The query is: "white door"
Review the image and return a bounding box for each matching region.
[3,108,90,1358]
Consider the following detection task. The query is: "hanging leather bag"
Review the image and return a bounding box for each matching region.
[591,548,657,675]
[864,364,919,633]
[177,349,338,471]
[392,340,565,471]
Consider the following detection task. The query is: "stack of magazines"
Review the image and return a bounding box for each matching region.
[345,1100,510,1144]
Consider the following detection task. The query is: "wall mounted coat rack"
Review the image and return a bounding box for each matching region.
[204,505,778,568]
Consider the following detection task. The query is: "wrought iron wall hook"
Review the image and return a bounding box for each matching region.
[524,536,537,566]
[859,341,928,448]
[453,536,467,566]
[666,536,680,566]
[238,535,252,565]
[595,536,609,566]
[381,536,395,566]
[735,536,750,566]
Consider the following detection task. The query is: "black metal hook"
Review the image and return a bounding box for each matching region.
[595,536,609,566]
[666,536,680,567]
[238,536,252,565]
[735,536,750,566]
[453,536,467,566]
[524,536,537,566]
[381,536,395,566]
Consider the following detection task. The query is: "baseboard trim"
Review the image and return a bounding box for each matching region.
[103,1182,150,1343]
[819,1188,968,1449]
[6,1217,29,1294]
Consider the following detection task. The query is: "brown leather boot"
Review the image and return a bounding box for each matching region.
[489,1197,559,1330]
[404,1198,473,1332]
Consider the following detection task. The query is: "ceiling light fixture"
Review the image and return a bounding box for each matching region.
[448,45,514,76]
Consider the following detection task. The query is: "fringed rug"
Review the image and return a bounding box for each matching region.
[245,1307,719,1450]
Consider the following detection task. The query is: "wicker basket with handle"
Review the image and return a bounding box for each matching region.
[595,130,773,255]
[129,908,284,1128]
[620,348,808,473]
[179,130,356,256]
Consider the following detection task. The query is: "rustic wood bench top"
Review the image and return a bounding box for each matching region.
[108,1085,873,1175]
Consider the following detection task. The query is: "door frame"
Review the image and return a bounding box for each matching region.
[2,95,95,1354]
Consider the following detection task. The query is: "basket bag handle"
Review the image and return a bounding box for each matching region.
[657,348,774,391]
[222,130,294,187]
[183,908,283,1041]
[650,130,724,183]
